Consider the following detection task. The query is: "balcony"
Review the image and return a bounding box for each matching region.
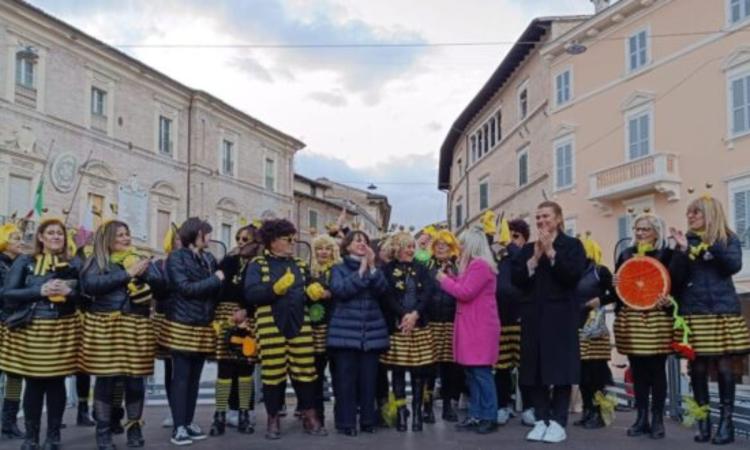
[588,153,681,207]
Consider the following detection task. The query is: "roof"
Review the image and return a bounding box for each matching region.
[8,0,304,149]
[294,173,330,189]
[436,16,587,190]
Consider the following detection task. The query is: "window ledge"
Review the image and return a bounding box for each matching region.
[725,130,750,149]
[553,184,577,195]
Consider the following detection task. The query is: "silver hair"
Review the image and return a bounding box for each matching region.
[632,213,668,250]
[458,226,498,274]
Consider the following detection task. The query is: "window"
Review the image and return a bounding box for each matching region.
[554,140,574,190]
[477,130,483,158]
[457,158,463,177]
[730,0,750,24]
[490,118,496,147]
[729,178,750,273]
[628,29,649,72]
[455,203,463,228]
[470,136,477,163]
[627,110,651,159]
[158,116,173,156]
[8,176,31,217]
[156,210,171,249]
[518,86,528,120]
[483,124,489,154]
[555,70,572,106]
[15,52,35,88]
[221,223,232,250]
[221,140,235,176]
[730,73,750,136]
[479,179,489,210]
[91,87,106,116]
[265,158,276,191]
[496,111,503,142]
[309,209,319,229]
[517,147,529,187]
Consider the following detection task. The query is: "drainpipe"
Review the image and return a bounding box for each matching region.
[186,95,194,218]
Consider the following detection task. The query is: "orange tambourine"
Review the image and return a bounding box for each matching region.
[615,256,671,310]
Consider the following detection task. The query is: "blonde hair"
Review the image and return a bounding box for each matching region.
[632,213,668,250]
[687,196,733,245]
[458,227,498,274]
[311,234,341,277]
[387,231,415,261]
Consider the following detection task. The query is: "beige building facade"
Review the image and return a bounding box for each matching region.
[0,0,303,255]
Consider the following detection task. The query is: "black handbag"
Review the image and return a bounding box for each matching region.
[4,302,37,330]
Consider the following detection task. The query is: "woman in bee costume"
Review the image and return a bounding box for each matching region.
[209,224,261,436]
[0,221,26,440]
[244,219,327,440]
[0,218,81,450]
[381,231,435,432]
[79,220,163,449]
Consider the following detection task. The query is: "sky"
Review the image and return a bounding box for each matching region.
[28,0,593,228]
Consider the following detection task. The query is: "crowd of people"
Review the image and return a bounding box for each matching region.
[0,195,748,449]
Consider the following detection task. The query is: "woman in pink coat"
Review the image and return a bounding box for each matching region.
[437,226,500,434]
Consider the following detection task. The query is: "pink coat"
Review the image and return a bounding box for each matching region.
[439,258,500,366]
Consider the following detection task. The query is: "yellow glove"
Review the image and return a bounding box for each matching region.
[497,218,511,246]
[305,282,326,302]
[273,268,295,296]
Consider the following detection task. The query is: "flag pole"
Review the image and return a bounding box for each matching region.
[63,148,95,227]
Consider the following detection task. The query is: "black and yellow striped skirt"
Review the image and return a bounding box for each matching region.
[161,318,216,355]
[679,314,750,356]
[380,326,436,367]
[256,306,317,385]
[495,325,521,370]
[430,321,455,363]
[311,323,328,355]
[79,312,155,376]
[152,312,170,360]
[614,308,673,356]
[579,331,612,361]
[0,314,79,378]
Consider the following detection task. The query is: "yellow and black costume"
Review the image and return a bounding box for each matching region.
[309,263,334,423]
[0,249,81,449]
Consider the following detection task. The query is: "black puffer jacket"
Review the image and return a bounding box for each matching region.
[669,232,743,315]
[574,262,616,327]
[496,244,524,326]
[166,248,222,326]
[81,260,166,317]
[2,254,81,319]
[151,258,170,315]
[382,260,433,332]
[425,258,457,323]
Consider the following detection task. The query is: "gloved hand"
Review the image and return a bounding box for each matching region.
[305,282,326,302]
[273,268,295,296]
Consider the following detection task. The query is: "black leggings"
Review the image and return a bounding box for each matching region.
[529,384,571,427]
[494,368,530,409]
[629,355,667,411]
[170,352,205,429]
[426,362,463,404]
[690,355,735,406]
[76,373,91,403]
[313,354,328,417]
[94,376,145,428]
[23,377,66,431]
[163,359,173,402]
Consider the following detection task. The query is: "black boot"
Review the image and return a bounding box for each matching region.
[21,421,39,450]
[95,426,115,450]
[125,421,145,448]
[423,397,435,424]
[76,401,95,427]
[574,408,594,426]
[237,409,254,434]
[712,374,735,445]
[209,411,226,436]
[111,407,124,435]
[442,397,458,422]
[1,399,24,439]
[627,407,650,436]
[692,373,711,443]
[583,407,605,429]
[40,424,61,450]
[411,377,424,432]
[650,406,665,439]
[396,406,409,432]
[695,417,711,443]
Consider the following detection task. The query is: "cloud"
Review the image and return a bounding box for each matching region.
[425,121,441,132]
[230,56,274,83]
[295,151,444,227]
[307,91,348,107]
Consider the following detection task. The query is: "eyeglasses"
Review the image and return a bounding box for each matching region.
[633,227,653,233]
[280,236,296,243]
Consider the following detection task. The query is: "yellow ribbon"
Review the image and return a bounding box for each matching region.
[593,391,617,426]
[636,242,654,257]
[382,392,407,428]
[688,242,709,261]
[670,297,692,345]
[124,419,144,430]
[682,397,710,427]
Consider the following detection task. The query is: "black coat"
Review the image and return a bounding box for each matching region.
[165,248,222,326]
[669,232,743,315]
[496,244,524,326]
[425,258,458,323]
[151,258,170,315]
[382,260,432,333]
[0,253,16,318]
[243,251,311,339]
[81,260,165,317]
[2,254,82,319]
[512,233,586,386]
[327,256,390,352]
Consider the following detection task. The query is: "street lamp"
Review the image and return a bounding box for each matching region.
[564,41,587,55]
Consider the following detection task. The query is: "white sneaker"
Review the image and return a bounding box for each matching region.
[526,420,548,442]
[162,414,174,428]
[496,407,511,425]
[542,421,567,443]
[170,426,193,446]
[226,410,239,427]
[521,408,536,427]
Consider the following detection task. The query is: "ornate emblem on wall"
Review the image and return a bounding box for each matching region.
[50,152,79,193]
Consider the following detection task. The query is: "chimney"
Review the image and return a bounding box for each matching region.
[591,0,611,13]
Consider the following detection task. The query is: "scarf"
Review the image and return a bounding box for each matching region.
[111,248,152,305]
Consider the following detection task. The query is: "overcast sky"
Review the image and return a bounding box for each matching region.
[29,0,594,228]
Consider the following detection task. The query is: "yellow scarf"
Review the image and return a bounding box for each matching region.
[635,242,654,257]
[111,248,152,305]
[34,253,68,276]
